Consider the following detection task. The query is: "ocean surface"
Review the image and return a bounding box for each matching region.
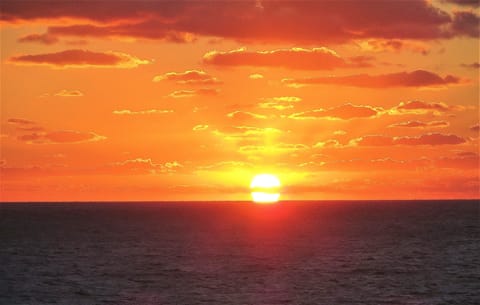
[0,200,479,305]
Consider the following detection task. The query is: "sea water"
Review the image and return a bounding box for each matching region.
[1,200,478,304]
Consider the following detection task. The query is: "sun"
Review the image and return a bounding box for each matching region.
[250,174,281,204]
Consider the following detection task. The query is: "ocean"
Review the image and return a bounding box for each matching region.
[0,200,478,305]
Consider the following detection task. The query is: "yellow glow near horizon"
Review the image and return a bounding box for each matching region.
[250,174,281,203]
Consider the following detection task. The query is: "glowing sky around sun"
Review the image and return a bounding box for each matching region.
[0,0,478,201]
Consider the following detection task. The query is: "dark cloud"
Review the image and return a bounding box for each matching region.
[443,0,479,7]
[362,39,430,55]
[461,62,480,69]
[2,1,478,44]
[18,33,59,45]
[451,11,480,37]
[7,118,37,125]
[48,22,195,43]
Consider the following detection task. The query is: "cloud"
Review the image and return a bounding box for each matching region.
[8,49,150,69]
[470,124,479,132]
[249,73,264,80]
[98,158,184,176]
[259,104,293,111]
[227,111,267,121]
[192,124,209,131]
[18,130,106,144]
[301,157,432,172]
[54,89,83,97]
[239,143,308,154]
[435,152,479,170]
[391,100,464,115]
[0,158,184,178]
[282,70,461,88]
[313,139,345,148]
[7,118,36,125]
[203,47,374,70]
[353,133,467,146]
[165,161,183,169]
[443,0,479,6]
[167,88,219,98]
[196,161,252,171]
[153,70,221,85]
[18,33,58,45]
[396,100,451,111]
[2,1,478,44]
[394,133,467,145]
[7,118,106,144]
[451,11,480,37]
[212,126,281,141]
[461,62,480,69]
[112,109,173,115]
[357,39,430,55]
[233,126,282,136]
[290,103,379,120]
[16,126,45,132]
[389,120,449,129]
[352,135,393,146]
[7,118,45,132]
[46,23,196,43]
[285,175,479,199]
[106,158,163,175]
[264,96,302,103]
[258,96,301,110]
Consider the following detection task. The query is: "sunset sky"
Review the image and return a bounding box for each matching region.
[1,0,479,201]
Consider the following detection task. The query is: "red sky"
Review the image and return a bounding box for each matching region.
[1,0,479,201]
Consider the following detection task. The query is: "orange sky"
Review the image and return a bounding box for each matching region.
[1,0,479,201]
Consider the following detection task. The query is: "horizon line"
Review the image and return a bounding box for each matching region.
[1,199,478,204]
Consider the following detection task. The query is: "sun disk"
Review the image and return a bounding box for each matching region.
[250,174,281,204]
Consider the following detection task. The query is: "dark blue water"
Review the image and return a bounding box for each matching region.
[1,201,479,305]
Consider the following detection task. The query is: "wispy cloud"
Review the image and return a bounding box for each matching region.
[112,109,173,115]
[282,70,462,88]
[153,70,221,85]
[460,62,480,69]
[258,96,301,110]
[389,120,449,129]
[54,89,84,97]
[18,130,106,144]
[289,103,380,120]
[249,73,264,80]
[18,33,58,45]
[192,124,209,131]
[227,111,267,120]
[352,133,467,146]
[167,88,219,98]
